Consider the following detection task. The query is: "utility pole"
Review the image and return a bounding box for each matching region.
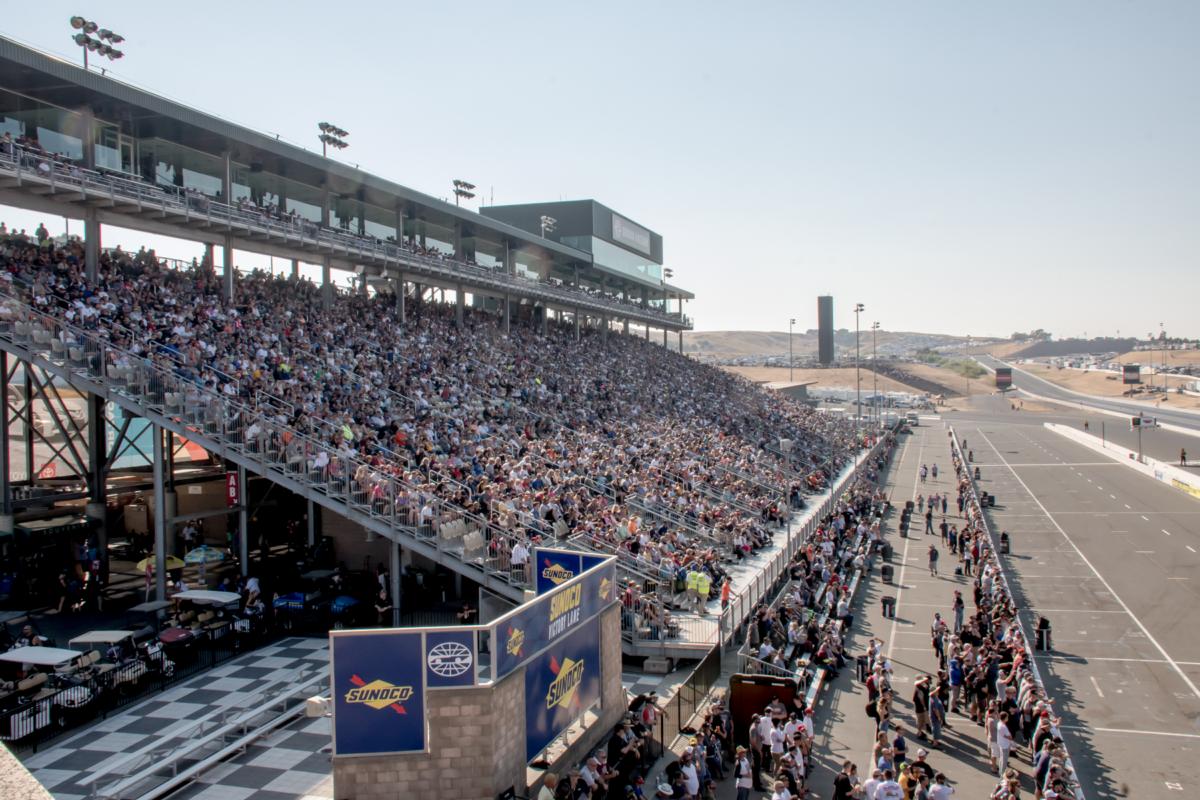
[854,303,864,458]
[871,321,880,427]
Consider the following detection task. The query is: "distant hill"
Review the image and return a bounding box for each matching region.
[684,330,990,359]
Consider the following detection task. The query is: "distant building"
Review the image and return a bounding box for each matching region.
[817,296,834,365]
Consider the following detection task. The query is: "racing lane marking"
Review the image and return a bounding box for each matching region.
[1090,675,1105,698]
[977,427,1200,704]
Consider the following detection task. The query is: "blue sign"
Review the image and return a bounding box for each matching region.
[494,558,615,680]
[331,631,426,756]
[424,629,476,688]
[525,617,602,760]
[534,548,614,595]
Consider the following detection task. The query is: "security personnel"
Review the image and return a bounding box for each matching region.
[685,567,701,611]
[695,570,712,615]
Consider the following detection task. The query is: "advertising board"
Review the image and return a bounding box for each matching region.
[330,630,426,756]
[995,367,1013,389]
[493,558,615,681]
[1123,364,1142,385]
[534,548,609,595]
[524,617,602,760]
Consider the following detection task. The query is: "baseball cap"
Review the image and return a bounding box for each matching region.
[917,748,928,757]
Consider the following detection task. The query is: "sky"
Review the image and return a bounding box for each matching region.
[3,1,1199,340]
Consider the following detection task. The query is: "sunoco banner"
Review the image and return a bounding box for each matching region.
[524,616,601,760]
[330,630,426,756]
[493,557,615,680]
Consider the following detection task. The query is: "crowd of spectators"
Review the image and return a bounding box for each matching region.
[852,436,1080,799]
[0,224,860,636]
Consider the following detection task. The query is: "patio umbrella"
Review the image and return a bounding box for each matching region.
[136,555,185,572]
[183,545,226,565]
[184,545,226,586]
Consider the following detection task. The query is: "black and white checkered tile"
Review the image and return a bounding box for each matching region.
[23,637,330,800]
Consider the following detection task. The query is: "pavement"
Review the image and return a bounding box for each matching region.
[978,355,1200,434]
[945,394,1200,798]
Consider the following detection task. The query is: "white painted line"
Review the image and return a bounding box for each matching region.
[1059,725,1200,740]
[1135,550,1156,554]
[1034,654,1200,665]
[1089,675,1105,698]
[1143,516,1151,521]
[1124,504,1131,509]
[1110,494,1117,500]
[1164,529,1172,536]
[1188,546,1197,554]
[977,428,1200,705]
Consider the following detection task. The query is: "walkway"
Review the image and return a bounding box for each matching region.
[811,419,1038,797]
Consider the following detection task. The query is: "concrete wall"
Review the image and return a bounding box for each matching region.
[1044,423,1200,500]
[332,604,624,800]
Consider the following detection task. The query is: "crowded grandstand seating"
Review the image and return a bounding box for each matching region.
[0,225,860,636]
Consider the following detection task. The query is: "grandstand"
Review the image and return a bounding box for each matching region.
[0,34,862,666]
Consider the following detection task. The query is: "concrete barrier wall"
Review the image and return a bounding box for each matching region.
[1044,423,1200,500]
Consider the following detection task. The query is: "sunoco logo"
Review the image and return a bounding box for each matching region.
[541,561,574,585]
[599,577,612,601]
[506,626,526,657]
[546,656,585,710]
[344,674,413,714]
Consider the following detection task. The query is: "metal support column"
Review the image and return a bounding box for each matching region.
[574,309,581,340]
[456,283,465,327]
[540,306,548,335]
[204,243,215,273]
[307,499,316,547]
[152,424,167,601]
[503,293,511,334]
[86,392,108,578]
[601,315,608,342]
[391,541,402,627]
[623,318,630,335]
[678,330,683,353]
[663,328,668,347]
[84,208,101,283]
[0,352,11,537]
[291,259,299,279]
[222,235,235,301]
[238,464,249,576]
[645,325,650,342]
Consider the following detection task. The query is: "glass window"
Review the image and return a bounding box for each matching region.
[363,203,397,241]
[0,87,85,161]
[591,237,662,284]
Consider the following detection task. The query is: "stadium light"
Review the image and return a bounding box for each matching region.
[871,321,881,426]
[69,16,124,70]
[318,122,349,157]
[452,179,476,207]
[539,215,556,238]
[854,303,865,456]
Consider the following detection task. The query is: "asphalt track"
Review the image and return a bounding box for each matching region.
[977,354,1200,434]
[950,396,1200,799]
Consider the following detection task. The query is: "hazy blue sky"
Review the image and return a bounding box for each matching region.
[4,2,1199,339]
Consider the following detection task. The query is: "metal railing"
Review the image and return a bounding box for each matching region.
[0,292,537,598]
[0,145,689,329]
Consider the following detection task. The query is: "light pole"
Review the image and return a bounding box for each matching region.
[452,180,476,207]
[854,303,864,451]
[318,122,349,157]
[789,318,795,383]
[70,17,124,71]
[1160,322,1166,393]
[871,321,880,426]
[539,215,557,238]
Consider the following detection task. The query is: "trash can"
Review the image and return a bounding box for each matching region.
[881,564,894,584]
[1000,532,1010,554]
[988,495,996,508]
[882,542,894,562]
[1036,616,1052,651]
[881,596,897,618]
[974,466,981,480]
[856,655,870,682]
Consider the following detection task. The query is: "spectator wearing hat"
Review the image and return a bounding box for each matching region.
[733,745,753,800]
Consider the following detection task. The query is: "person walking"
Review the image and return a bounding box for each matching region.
[925,507,934,535]
[734,746,753,800]
[928,543,940,577]
[1183,447,1188,466]
[952,591,964,633]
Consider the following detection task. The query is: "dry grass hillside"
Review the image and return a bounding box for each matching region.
[1019,363,1200,410]
[1112,349,1200,367]
[684,329,983,358]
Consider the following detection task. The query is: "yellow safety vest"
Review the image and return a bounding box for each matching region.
[696,573,711,595]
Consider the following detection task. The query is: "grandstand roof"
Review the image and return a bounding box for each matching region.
[0,37,678,285]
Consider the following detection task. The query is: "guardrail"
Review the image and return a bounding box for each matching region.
[949,427,1086,800]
